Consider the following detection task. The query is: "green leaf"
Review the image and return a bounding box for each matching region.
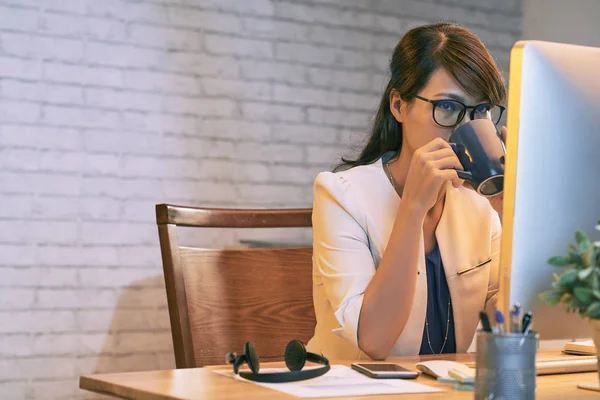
[586,301,600,319]
[593,272,600,291]
[539,290,562,306]
[570,252,584,266]
[553,272,560,281]
[559,269,579,287]
[551,280,563,290]
[547,256,571,266]
[593,290,600,300]
[582,247,594,268]
[569,242,579,251]
[561,293,572,303]
[576,229,591,251]
[579,267,594,281]
[589,247,598,268]
[574,287,594,304]
[568,295,586,310]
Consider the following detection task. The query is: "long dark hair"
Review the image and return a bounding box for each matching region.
[335,22,507,171]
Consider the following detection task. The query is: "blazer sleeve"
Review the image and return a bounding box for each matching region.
[312,171,376,348]
[485,211,502,314]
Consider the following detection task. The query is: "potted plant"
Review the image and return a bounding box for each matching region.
[539,220,600,375]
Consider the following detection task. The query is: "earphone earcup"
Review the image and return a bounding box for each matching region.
[244,341,260,374]
[284,340,307,371]
[233,354,247,374]
[225,352,237,365]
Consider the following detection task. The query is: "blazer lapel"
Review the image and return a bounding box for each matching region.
[436,183,493,352]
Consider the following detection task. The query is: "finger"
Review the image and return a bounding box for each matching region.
[422,137,452,152]
[431,155,463,171]
[415,147,459,170]
[489,192,503,204]
[420,147,456,161]
[500,126,507,144]
[452,176,462,188]
[436,169,463,188]
[488,193,504,215]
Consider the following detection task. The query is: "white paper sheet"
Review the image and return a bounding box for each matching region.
[213,365,443,398]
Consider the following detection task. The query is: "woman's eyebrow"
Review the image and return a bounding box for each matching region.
[434,92,467,102]
[434,92,488,103]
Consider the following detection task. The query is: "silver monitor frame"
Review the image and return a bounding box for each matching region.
[499,40,600,341]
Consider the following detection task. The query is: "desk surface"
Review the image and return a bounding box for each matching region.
[80,349,599,399]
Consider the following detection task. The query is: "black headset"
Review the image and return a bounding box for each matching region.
[225,339,330,383]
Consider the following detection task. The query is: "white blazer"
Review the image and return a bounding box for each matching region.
[305,156,501,360]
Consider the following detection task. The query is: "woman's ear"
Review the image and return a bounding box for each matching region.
[389,90,404,123]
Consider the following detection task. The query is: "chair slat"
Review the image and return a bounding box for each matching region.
[156,204,312,228]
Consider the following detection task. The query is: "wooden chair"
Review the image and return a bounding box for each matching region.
[155,204,316,368]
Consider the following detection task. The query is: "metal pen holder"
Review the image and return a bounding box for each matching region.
[475,330,539,400]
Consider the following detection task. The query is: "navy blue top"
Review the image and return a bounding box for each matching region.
[419,242,456,354]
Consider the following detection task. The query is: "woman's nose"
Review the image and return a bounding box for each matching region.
[455,111,473,128]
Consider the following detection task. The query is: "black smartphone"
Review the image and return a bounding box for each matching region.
[351,363,419,379]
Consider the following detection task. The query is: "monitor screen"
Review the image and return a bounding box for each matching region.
[500,40,600,341]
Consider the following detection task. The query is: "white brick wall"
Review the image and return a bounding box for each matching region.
[0,0,522,398]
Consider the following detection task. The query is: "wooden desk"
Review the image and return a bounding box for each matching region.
[80,350,598,399]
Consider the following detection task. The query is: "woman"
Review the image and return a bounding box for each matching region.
[306,22,506,361]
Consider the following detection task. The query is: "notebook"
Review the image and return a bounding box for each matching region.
[562,340,596,356]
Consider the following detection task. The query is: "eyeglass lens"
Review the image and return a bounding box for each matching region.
[434,100,502,127]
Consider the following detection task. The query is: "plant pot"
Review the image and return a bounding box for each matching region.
[590,319,600,383]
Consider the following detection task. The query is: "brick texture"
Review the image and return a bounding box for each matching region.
[0,0,522,398]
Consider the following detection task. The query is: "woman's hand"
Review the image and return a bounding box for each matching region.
[402,137,464,215]
[488,191,503,216]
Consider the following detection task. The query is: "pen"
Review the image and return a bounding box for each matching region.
[480,311,492,332]
[509,305,516,333]
[495,309,505,333]
[521,311,533,334]
[511,302,521,333]
[520,311,534,346]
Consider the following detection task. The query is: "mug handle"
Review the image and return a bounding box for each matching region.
[456,170,476,186]
[449,143,477,187]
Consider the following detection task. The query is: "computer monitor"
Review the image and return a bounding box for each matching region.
[499,40,600,341]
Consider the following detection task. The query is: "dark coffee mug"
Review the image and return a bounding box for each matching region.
[449,119,505,197]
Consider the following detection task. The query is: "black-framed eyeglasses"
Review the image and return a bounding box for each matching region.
[414,95,506,128]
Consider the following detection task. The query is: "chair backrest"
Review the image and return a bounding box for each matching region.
[155,204,316,368]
